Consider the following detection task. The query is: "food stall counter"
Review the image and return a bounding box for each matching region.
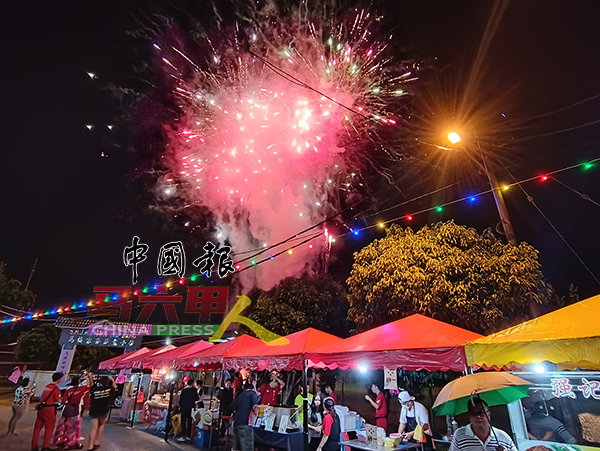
[253,427,304,451]
[339,439,422,451]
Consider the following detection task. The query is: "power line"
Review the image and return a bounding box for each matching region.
[551,176,600,208]
[508,170,600,287]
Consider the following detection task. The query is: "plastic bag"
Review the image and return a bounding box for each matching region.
[414,424,425,443]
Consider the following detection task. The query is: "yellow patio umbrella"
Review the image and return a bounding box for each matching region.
[433,372,532,416]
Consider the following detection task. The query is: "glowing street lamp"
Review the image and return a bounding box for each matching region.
[448,132,462,144]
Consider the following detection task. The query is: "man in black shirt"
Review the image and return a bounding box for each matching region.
[233,382,259,451]
[217,378,234,436]
[178,379,200,442]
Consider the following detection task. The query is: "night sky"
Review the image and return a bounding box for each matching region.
[1,0,599,317]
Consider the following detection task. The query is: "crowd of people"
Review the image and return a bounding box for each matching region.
[6,368,534,451]
[6,371,116,451]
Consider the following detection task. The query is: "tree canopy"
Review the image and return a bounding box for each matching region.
[249,276,351,337]
[347,221,555,334]
[16,324,61,367]
[16,324,118,371]
[0,262,36,312]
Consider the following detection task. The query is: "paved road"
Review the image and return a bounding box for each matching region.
[0,405,218,451]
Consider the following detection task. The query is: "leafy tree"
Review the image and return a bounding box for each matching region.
[71,346,119,372]
[16,325,119,371]
[16,324,61,367]
[249,276,351,337]
[347,221,555,334]
[0,262,36,312]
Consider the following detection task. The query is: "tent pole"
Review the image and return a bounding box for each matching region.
[165,379,175,442]
[128,373,142,429]
[303,360,309,451]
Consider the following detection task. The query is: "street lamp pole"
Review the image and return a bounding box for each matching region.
[478,149,518,246]
[448,133,518,245]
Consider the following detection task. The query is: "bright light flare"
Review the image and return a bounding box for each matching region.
[448,132,461,144]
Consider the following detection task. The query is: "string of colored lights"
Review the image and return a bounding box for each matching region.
[1,158,597,325]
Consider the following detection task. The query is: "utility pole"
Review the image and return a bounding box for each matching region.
[481,159,518,245]
[25,258,38,291]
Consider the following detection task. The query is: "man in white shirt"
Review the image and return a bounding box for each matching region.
[398,391,433,451]
[450,398,518,451]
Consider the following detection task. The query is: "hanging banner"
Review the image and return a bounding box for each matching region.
[56,346,76,375]
[384,367,398,390]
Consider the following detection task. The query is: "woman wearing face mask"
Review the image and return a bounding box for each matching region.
[307,394,324,451]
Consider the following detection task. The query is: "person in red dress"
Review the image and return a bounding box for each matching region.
[365,382,388,432]
[257,371,285,406]
[54,373,92,449]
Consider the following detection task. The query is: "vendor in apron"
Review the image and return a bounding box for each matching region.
[397,391,434,451]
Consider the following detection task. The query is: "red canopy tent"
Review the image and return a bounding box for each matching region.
[308,314,482,372]
[224,328,344,371]
[142,340,214,369]
[98,347,151,370]
[115,344,176,369]
[177,335,263,370]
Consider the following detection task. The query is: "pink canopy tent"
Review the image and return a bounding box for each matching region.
[141,340,213,369]
[114,344,176,369]
[224,328,344,371]
[308,314,483,372]
[177,335,263,370]
[98,347,151,370]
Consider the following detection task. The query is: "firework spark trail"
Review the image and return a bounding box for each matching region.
[151,11,415,291]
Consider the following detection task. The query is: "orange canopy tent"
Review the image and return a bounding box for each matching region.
[177,335,264,370]
[223,328,345,371]
[142,340,213,369]
[308,314,482,372]
[98,347,151,370]
[465,293,600,370]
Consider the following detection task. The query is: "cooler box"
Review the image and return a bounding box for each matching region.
[195,426,218,448]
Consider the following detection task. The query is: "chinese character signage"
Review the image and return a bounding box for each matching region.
[123,236,234,285]
[551,377,600,400]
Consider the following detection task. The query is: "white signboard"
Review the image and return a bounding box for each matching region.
[278,414,289,433]
[384,367,398,390]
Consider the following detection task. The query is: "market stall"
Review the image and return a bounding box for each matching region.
[465,294,600,451]
[221,328,346,451]
[306,315,482,450]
